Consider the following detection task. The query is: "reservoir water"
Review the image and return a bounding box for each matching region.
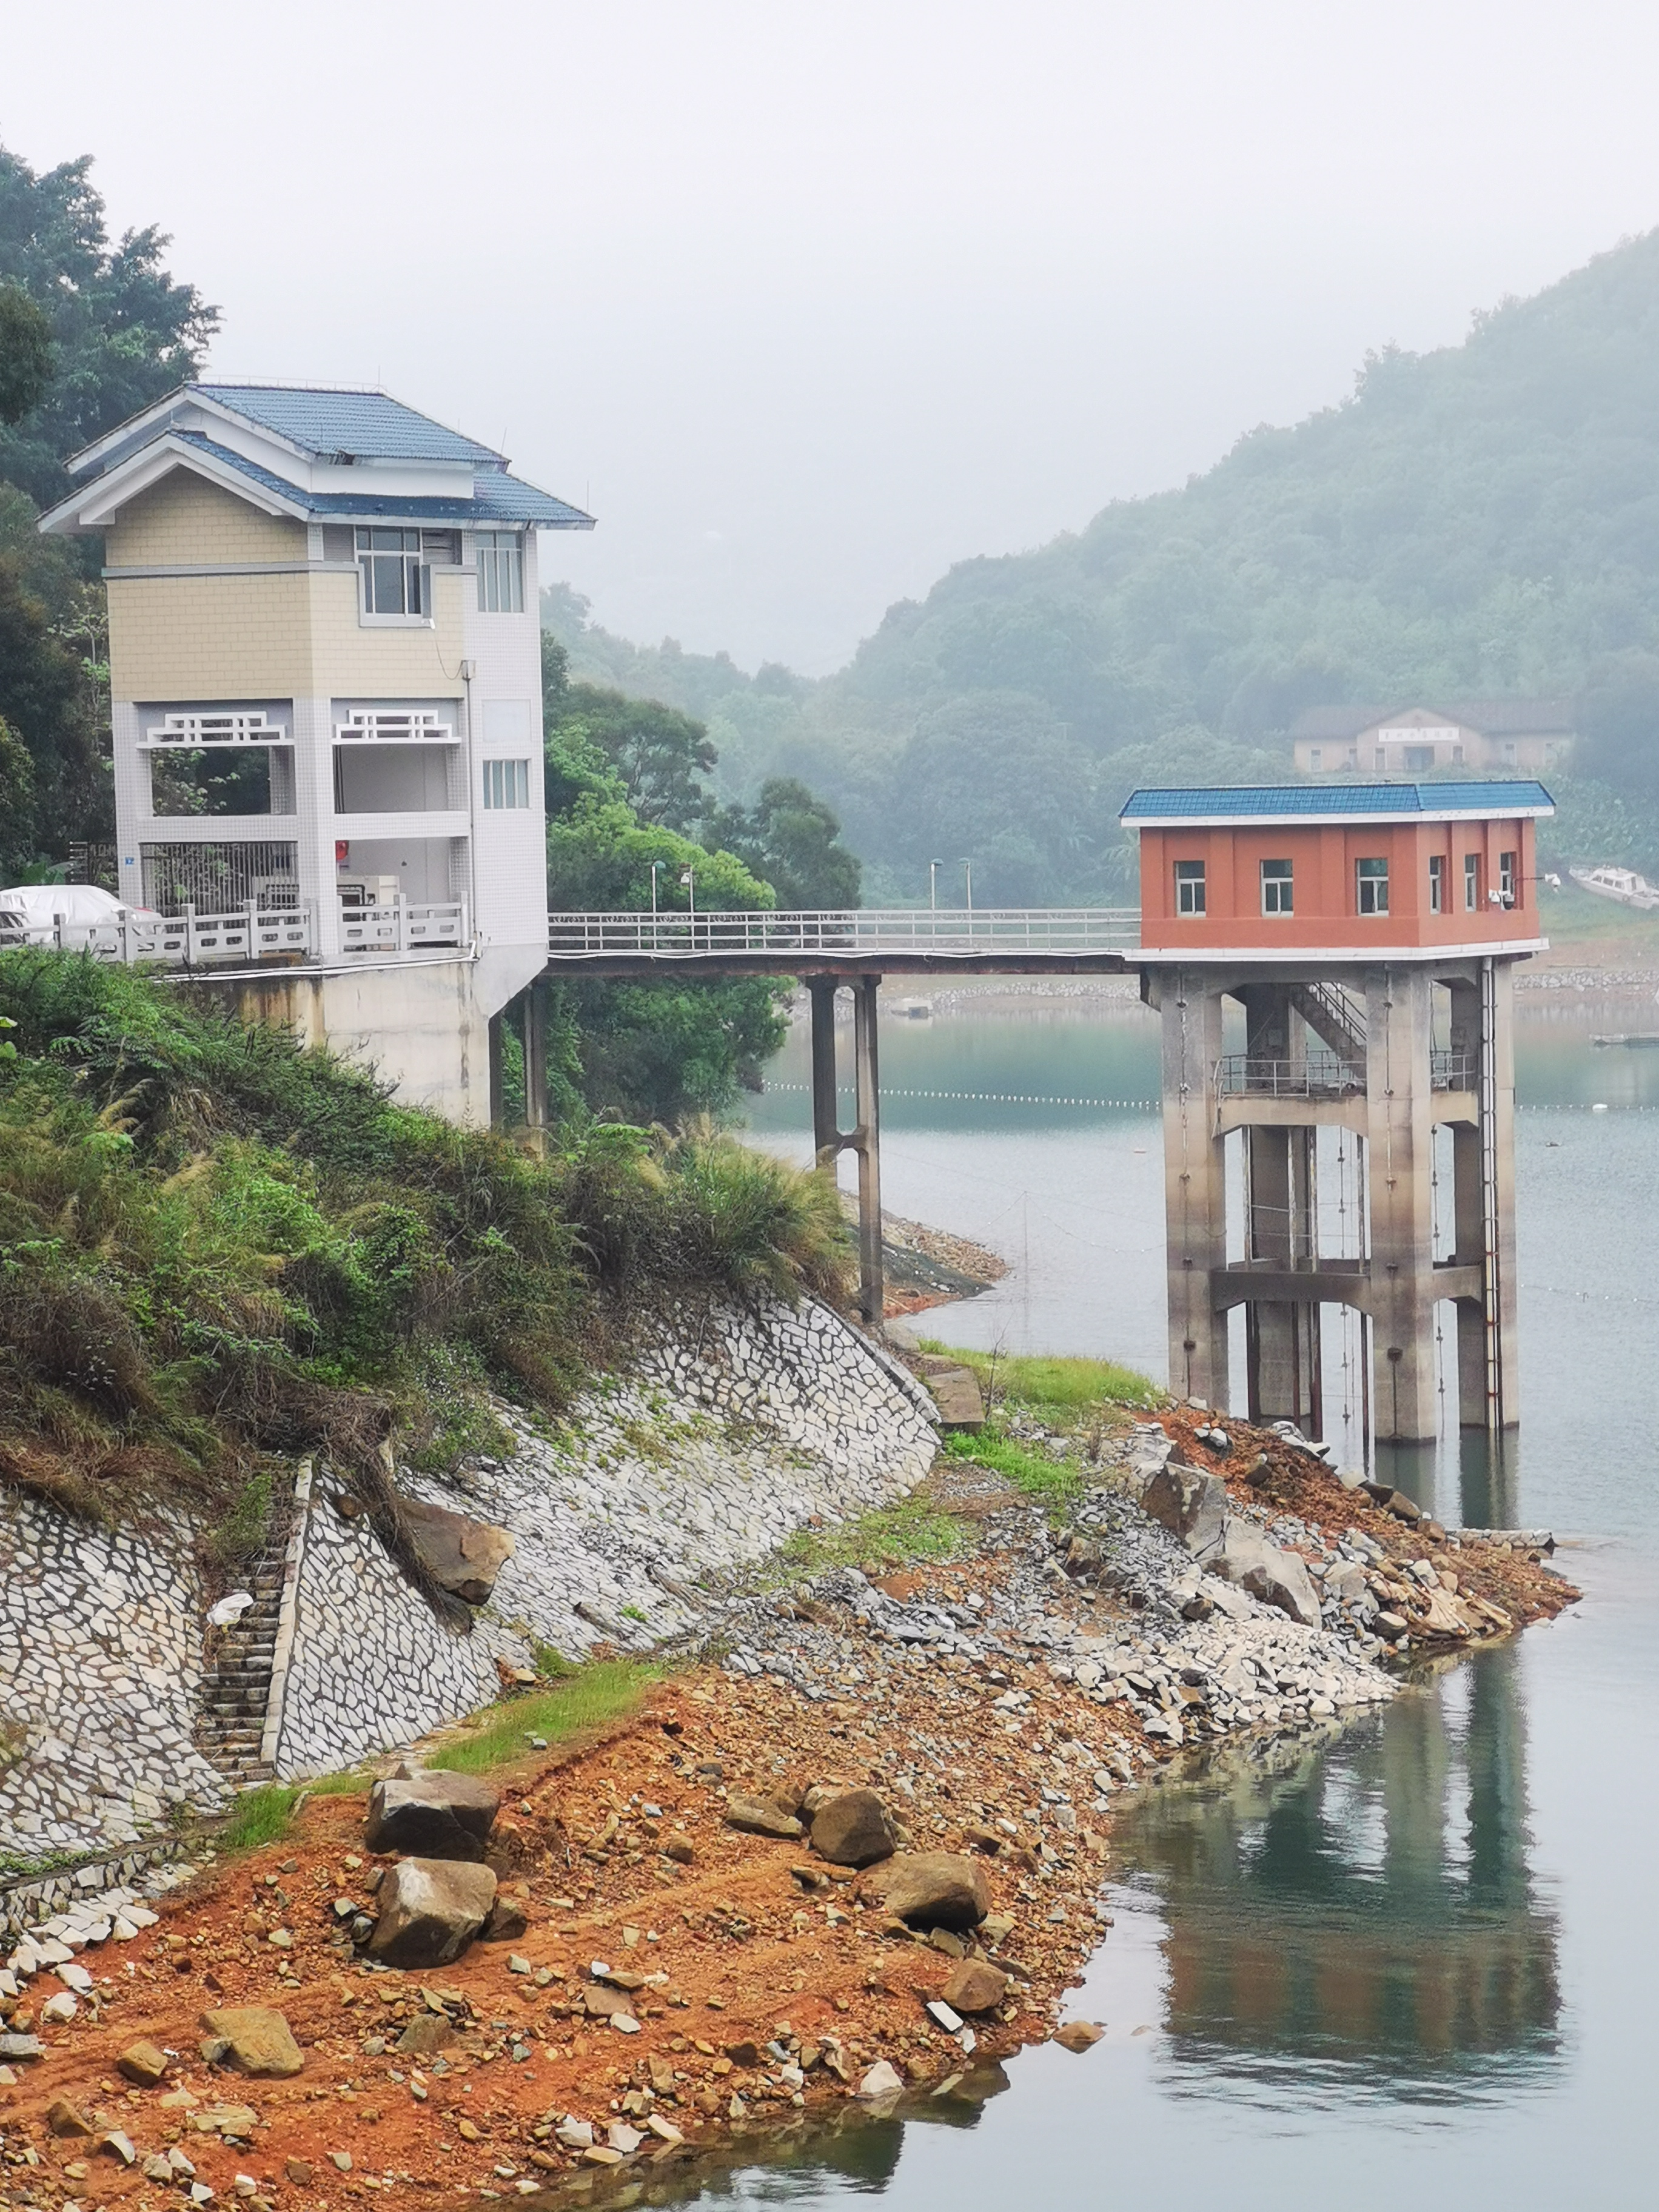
[648,983,1659,2211]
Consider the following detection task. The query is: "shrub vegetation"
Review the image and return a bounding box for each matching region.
[0,952,850,1548]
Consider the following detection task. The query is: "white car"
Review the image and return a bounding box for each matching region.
[0,883,161,947]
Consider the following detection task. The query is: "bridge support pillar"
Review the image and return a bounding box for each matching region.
[523,981,549,1133]
[806,974,885,1328]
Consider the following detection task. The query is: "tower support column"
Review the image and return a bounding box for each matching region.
[1365,965,1439,1441]
[1157,973,1229,1407]
[1244,1122,1322,1432]
[1449,962,1519,1429]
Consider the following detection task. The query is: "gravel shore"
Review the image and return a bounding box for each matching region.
[0,1402,1576,2212]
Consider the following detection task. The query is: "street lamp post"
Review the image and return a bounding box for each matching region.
[929,859,941,911]
[964,860,973,914]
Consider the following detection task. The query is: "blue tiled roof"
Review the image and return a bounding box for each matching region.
[195,384,503,464]
[1120,781,1555,820]
[173,432,593,529]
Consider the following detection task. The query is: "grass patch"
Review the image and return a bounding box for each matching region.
[922,1344,1159,1416]
[304,1768,376,1798]
[216,1783,301,1854]
[770,1493,973,1581]
[943,1427,1084,1514]
[426,1660,659,1774]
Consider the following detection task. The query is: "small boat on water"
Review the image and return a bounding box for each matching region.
[1571,863,1659,910]
[1590,1032,1659,1048]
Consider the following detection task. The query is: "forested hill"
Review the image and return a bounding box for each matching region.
[549,228,1659,902]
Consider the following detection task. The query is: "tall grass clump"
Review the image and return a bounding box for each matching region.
[0,951,851,1542]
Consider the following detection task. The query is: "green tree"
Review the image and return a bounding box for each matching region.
[545,675,716,834]
[0,143,219,507]
[700,777,862,908]
[545,797,789,1122]
[0,284,52,426]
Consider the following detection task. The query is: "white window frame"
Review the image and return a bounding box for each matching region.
[356,528,429,623]
[482,758,531,810]
[1429,854,1444,914]
[1259,859,1293,916]
[1356,857,1389,916]
[1464,853,1481,911]
[1499,851,1516,907]
[476,531,525,614]
[1174,860,1205,917]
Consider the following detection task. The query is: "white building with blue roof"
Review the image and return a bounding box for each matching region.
[40,381,594,1119]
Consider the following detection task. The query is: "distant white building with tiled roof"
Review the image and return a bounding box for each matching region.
[41,383,594,1119]
[1290,699,1574,777]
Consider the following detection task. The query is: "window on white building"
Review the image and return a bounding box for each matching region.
[476,531,524,613]
[483,758,531,809]
[357,528,426,618]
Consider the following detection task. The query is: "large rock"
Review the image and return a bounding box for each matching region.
[942,1959,1008,2014]
[809,1788,899,1868]
[400,1499,515,1604]
[198,2007,305,2079]
[1142,1462,1227,1557]
[920,1363,985,1431]
[725,1794,805,1840]
[367,1858,497,1968]
[1209,1521,1320,1627]
[366,1772,500,1862]
[863,1851,990,1931]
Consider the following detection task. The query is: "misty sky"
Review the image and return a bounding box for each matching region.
[10,1,1659,674]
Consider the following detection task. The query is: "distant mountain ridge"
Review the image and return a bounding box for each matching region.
[548,229,1659,899]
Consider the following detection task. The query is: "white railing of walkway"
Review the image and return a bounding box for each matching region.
[80,903,316,966]
[25,898,470,968]
[545,907,1142,959]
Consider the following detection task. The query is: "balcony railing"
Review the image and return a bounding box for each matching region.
[1431,1050,1477,1088]
[78,902,316,967]
[338,899,468,954]
[545,907,1142,960]
[1217,1053,1364,1099]
[32,896,470,968]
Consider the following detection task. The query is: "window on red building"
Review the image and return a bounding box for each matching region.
[1356,857,1389,915]
[1174,860,1205,916]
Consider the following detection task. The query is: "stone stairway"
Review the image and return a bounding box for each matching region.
[195,1519,293,1789]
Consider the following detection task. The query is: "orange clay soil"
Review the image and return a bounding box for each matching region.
[0,1428,1576,2210]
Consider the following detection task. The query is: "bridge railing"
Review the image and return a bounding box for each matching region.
[545,907,1141,959]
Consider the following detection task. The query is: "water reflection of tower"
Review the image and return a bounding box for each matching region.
[1119,1641,1558,2089]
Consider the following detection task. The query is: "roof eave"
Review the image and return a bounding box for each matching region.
[39,435,309,535]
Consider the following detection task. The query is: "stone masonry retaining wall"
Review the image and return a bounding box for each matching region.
[269,1296,938,1778]
[0,1497,231,1862]
[1,1296,939,1861]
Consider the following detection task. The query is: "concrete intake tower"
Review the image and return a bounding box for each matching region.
[1121,782,1554,1445]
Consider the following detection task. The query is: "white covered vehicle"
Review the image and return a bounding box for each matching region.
[0,883,159,947]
